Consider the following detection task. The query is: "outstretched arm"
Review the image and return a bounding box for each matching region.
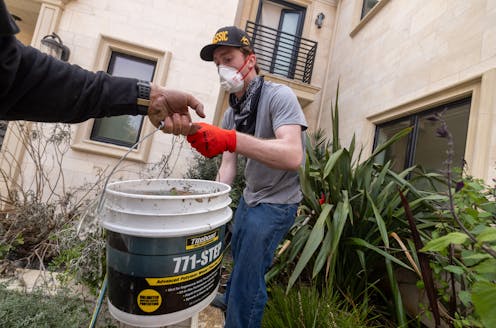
[235,125,302,171]
[0,36,205,134]
[187,123,303,171]
[0,37,140,123]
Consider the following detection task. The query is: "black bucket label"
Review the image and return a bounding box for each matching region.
[106,227,225,315]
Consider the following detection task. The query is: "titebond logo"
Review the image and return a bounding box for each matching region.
[137,289,162,313]
[186,230,219,250]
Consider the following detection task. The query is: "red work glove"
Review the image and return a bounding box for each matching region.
[186,122,237,158]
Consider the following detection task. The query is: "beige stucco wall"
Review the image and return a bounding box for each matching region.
[3,0,340,199]
[20,0,242,189]
[321,0,496,181]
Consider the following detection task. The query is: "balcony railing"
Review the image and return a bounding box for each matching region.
[245,21,317,84]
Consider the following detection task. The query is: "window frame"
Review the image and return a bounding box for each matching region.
[373,97,472,172]
[361,0,379,19]
[350,0,390,38]
[89,52,156,148]
[365,76,491,180]
[71,35,171,163]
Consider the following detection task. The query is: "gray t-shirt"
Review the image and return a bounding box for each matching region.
[222,80,307,206]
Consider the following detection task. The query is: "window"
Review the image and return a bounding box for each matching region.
[255,0,306,80]
[71,35,170,163]
[374,98,471,175]
[90,52,156,148]
[361,0,379,19]
[350,0,390,37]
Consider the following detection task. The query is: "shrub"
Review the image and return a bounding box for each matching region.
[418,113,496,328]
[0,284,91,328]
[262,283,377,328]
[267,91,443,326]
[0,122,187,293]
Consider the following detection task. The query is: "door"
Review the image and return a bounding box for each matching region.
[271,9,304,79]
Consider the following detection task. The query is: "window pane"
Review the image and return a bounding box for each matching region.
[414,101,470,174]
[273,11,300,77]
[110,55,155,80]
[373,97,471,189]
[374,119,410,172]
[92,115,143,146]
[361,0,379,19]
[91,52,156,147]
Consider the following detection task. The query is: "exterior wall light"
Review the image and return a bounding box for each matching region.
[41,32,71,62]
[315,12,325,29]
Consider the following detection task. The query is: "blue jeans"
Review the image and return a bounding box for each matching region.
[224,197,298,328]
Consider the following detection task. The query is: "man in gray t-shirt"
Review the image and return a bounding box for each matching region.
[187,26,307,328]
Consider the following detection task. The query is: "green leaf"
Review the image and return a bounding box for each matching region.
[313,229,332,277]
[327,198,350,284]
[323,148,344,179]
[406,194,449,208]
[479,202,496,214]
[421,232,469,252]
[349,238,413,271]
[461,250,491,266]
[476,227,496,243]
[288,226,312,262]
[458,290,471,306]
[386,257,407,326]
[471,259,496,280]
[287,204,332,291]
[366,191,389,248]
[472,281,496,328]
[443,265,464,275]
[370,127,412,159]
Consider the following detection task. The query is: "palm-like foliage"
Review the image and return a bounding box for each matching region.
[268,91,444,326]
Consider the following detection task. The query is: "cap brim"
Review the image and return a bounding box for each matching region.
[200,44,220,62]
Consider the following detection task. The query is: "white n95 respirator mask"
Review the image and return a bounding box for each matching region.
[218,65,244,93]
[217,55,254,93]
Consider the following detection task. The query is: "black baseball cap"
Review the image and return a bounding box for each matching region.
[200,26,252,61]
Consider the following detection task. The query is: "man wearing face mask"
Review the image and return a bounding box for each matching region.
[187,26,307,327]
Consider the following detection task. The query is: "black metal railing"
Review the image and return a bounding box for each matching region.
[245,21,317,84]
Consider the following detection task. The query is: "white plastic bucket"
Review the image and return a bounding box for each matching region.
[100,179,232,327]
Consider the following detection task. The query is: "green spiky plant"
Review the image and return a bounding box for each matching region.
[262,283,377,328]
[267,89,444,326]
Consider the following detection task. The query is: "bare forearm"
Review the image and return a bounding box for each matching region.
[217,153,237,185]
[235,131,302,171]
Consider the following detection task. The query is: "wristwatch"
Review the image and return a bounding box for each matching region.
[136,80,151,115]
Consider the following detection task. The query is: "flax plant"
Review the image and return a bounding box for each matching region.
[268,90,443,326]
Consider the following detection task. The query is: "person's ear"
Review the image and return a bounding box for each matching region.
[248,54,256,69]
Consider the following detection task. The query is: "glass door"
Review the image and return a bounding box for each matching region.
[271,9,304,79]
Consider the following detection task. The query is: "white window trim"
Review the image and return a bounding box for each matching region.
[71,35,171,163]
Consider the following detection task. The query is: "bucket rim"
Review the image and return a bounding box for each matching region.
[105,178,231,199]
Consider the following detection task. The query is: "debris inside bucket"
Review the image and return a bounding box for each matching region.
[122,187,206,196]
